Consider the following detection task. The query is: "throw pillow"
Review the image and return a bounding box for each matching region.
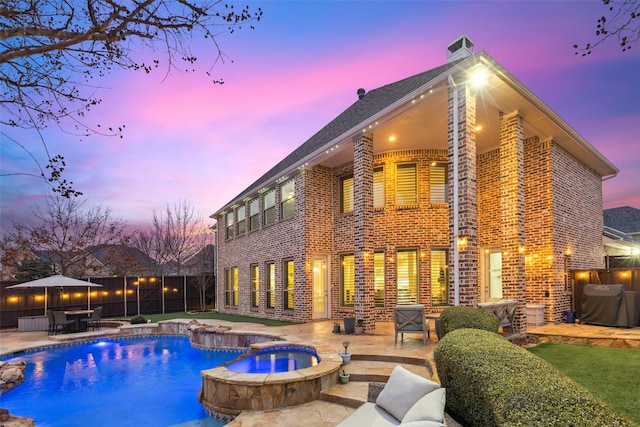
[376,365,440,421]
[402,387,446,423]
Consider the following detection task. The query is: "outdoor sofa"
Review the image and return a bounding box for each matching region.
[337,365,446,427]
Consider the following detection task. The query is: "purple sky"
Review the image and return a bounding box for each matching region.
[1,1,639,233]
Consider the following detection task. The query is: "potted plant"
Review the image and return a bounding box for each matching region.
[343,317,355,334]
[332,321,341,334]
[355,319,364,334]
[339,369,350,384]
[340,341,351,364]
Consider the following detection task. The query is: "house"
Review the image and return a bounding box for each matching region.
[603,206,640,267]
[211,36,618,334]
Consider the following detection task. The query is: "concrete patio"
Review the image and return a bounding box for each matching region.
[1,319,638,427]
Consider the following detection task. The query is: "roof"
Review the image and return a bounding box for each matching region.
[604,206,640,235]
[213,48,618,217]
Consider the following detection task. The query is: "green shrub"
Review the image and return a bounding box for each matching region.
[130,314,148,324]
[439,306,499,338]
[433,329,634,427]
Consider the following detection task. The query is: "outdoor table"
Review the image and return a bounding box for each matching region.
[63,310,94,332]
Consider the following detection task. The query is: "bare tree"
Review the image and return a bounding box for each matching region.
[130,229,165,275]
[4,194,128,277]
[574,0,639,55]
[1,0,262,194]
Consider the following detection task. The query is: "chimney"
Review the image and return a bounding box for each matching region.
[447,35,474,63]
[357,88,366,99]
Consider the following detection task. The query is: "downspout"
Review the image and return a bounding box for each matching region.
[449,74,460,306]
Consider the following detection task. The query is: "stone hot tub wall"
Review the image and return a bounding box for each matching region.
[199,342,342,418]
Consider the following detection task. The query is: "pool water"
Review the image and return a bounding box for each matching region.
[226,346,319,374]
[0,336,244,427]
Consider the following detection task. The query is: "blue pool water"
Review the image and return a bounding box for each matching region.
[226,346,319,374]
[0,336,244,427]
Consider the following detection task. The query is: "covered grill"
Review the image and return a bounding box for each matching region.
[581,284,640,327]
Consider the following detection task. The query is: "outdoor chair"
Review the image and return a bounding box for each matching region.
[81,306,103,330]
[394,304,429,345]
[46,309,56,335]
[52,311,74,334]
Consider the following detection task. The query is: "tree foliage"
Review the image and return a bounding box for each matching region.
[0,0,262,194]
[3,194,128,277]
[575,0,639,55]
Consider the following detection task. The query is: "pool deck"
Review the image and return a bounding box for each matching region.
[1,320,639,427]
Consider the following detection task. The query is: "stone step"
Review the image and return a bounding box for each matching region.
[320,355,433,408]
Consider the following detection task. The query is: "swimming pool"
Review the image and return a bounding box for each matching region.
[226,345,319,373]
[0,336,244,427]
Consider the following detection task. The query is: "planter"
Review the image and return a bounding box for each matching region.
[343,317,355,334]
[340,352,351,364]
[333,324,341,333]
[339,374,351,384]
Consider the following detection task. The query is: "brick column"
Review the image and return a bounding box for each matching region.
[353,134,375,331]
[499,111,526,334]
[448,80,478,306]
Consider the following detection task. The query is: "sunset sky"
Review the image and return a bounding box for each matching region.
[1,1,639,233]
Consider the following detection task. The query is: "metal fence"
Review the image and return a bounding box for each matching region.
[0,275,215,329]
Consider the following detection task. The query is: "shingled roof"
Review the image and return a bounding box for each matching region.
[604,206,640,236]
[218,59,464,213]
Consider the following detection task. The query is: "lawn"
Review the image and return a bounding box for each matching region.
[527,342,640,424]
[136,311,299,327]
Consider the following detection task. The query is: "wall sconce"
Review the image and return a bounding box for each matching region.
[518,246,525,254]
[388,256,394,263]
[565,248,572,257]
[457,237,468,250]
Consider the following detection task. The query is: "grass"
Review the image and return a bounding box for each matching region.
[527,342,640,424]
[126,311,299,327]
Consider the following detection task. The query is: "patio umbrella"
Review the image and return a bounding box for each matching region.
[6,275,102,314]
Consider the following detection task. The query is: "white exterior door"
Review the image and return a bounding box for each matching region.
[482,248,503,301]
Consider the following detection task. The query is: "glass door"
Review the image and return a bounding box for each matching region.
[312,256,328,319]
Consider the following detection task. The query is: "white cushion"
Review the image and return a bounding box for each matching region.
[376,365,440,421]
[336,402,400,426]
[400,421,446,427]
[402,388,446,423]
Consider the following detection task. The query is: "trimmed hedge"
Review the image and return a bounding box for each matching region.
[433,329,634,427]
[130,314,148,324]
[439,306,499,338]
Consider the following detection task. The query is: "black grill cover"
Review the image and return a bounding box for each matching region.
[580,284,625,326]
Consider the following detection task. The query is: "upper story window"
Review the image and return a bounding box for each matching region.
[373,167,384,208]
[340,175,354,213]
[280,180,295,219]
[263,189,275,226]
[236,205,246,235]
[430,163,448,203]
[396,163,417,205]
[249,198,259,231]
[225,212,234,239]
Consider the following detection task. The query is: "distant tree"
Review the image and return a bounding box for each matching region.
[131,229,165,276]
[188,243,215,311]
[0,0,262,195]
[14,258,53,281]
[574,0,639,55]
[6,194,128,277]
[103,245,148,277]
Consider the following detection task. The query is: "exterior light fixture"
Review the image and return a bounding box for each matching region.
[469,65,488,89]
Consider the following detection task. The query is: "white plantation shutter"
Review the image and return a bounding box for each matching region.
[341,176,354,213]
[397,250,417,305]
[430,164,447,203]
[396,164,417,205]
[373,167,384,208]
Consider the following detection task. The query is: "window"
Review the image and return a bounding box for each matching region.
[263,189,275,226]
[397,249,418,305]
[266,262,275,309]
[281,180,295,219]
[236,205,246,235]
[225,267,238,306]
[251,264,259,307]
[430,163,448,203]
[341,175,354,213]
[373,167,384,208]
[396,163,417,205]
[374,251,385,307]
[225,212,234,239]
[341,254,355,306]
[431,249,449,306]
[249,198,259,231]
[283,259,294,310]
